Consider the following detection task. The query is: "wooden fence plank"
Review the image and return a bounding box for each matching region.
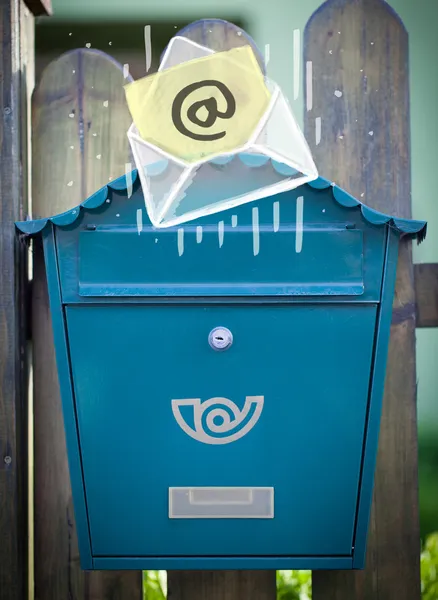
[32,48,142,600]
[168,571,277,600]
[167,19,276,600]
[174,19,265,71]
[0,1,33,599]
[415,264,438,328]
[19,6,36,599]
[304,1,421,598]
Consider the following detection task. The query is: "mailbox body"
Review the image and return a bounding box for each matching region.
[19,170,426,570]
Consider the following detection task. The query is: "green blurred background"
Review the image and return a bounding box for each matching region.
[36,0,438,540]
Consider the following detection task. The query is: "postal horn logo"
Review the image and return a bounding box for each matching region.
[171,396,264,445]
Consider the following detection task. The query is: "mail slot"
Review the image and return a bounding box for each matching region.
[16,168,426,571]
[77,225,364,296]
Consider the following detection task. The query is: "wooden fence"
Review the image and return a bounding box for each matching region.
[1,0,437,599]
[1,1,39,598]
[304,2,420,597]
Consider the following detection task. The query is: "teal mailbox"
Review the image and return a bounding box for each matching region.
[17,166,426,570]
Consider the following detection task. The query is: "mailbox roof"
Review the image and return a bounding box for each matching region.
[16,167,427,242]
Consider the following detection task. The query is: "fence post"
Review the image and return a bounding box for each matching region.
[31,48,143,600]
[304,1,421,597]
[0,1,36,598]
[168,571,277,600]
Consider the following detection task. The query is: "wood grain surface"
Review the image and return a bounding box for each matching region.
[415,263,438,328]
[168,570,277,600]
[32,48,142,600]
[173,19,265,71]
[304,0,421,598]
[0,1,33,599]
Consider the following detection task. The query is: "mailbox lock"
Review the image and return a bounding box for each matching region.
[208,327,233,351]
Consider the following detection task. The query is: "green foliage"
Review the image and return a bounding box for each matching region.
[277,570,311,600]
[421,532,438,600]
[143,570,166,600]
[419,432,438,540]
[143,534,438,599]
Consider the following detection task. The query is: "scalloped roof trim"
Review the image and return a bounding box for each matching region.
[307,177,427,243]
[15,171,141,235]
[15,168,427,243]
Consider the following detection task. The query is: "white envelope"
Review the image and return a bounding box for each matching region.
[127,36,318,228]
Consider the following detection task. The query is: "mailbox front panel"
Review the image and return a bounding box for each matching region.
[66,303,376,559]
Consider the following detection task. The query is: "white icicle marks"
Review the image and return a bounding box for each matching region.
[295,196,304,254]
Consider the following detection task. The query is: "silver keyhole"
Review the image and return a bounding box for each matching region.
[209,327,233,351]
